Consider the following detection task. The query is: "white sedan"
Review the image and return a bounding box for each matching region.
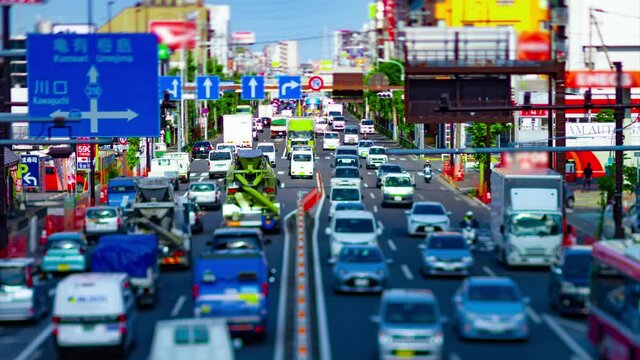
[406,201,451,236]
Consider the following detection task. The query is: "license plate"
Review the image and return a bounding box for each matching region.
[354,278,369,287]
[200,147,205,151]
[58,264,70,271]
[395,350,415,357]
[425,227,434,232]
[394,196,402,201]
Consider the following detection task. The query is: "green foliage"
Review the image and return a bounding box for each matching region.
[597,157,638,202]
[106,166,120,182]
[466,122,512,164]
[365,58,404,86]
[593,109,615,123]
[126,138,141,170]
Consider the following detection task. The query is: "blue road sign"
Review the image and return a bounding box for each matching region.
[159,76,182,100]
[241,76,265,100]
[19,155,40,188]
[196,76,220,100]
[278,76,302,99]
[27,34,159,138]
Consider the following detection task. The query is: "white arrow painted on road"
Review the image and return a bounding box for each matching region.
[169,79,179,98]
[23,172,37,186]
[281,80,299,96]
[248,77,258,98]
[203,77,213,98]
[87,65,99,83]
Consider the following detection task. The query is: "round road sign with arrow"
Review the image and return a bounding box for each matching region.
[118,138,128,145]
[308,76,324,91]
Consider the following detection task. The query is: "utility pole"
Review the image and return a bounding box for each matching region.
[614,61,624,239]
[0,5,11,249]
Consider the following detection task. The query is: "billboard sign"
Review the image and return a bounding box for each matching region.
[232,32,256,45]
[150,21,197,50]
[566,71,640,89]
[52,24,96,34]
[18,155,40,189]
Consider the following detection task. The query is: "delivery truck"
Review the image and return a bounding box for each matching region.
[223,114,253,149]
[490,168,563,267]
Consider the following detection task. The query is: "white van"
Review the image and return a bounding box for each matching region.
[164,152,191,183]
[343,125,359,145]
[289,150,314,179]
[150,158,180,190]
[149,318,238,360]
[52,273,137,357]
[256,142,276,167]
[208,150,233,179]
[323,131,340,150]
[328,185,362,218]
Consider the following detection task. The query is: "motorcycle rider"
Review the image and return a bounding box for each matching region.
[423,159,431,169]
[460,211,480,229]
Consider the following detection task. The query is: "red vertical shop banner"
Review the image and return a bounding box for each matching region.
[384,0,396,42]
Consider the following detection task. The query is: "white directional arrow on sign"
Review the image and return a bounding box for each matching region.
[203,77,213,98]
[87,65,99,83]
[23,172,37,186]
[281,80,299,96]
[169,79,179,98]
[248,77,258,98]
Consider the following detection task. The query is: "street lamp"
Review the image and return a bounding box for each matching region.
[107,1,115,33]
[376,59,405,82]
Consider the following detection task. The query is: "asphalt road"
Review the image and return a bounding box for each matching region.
[1,113,596,360]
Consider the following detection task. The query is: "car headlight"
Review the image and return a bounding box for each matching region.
[430,331,444,345]
[561,281,577,293]
[462,256,473,263]
[425,256,437,262]
[378,330,390,345]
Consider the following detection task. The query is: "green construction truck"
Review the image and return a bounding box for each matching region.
[222,149,281,232]
[286,118,315,154]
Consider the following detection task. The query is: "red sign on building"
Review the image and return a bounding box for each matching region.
[566,71,640,89]
[517,31,551,61]
[150,21,197,51]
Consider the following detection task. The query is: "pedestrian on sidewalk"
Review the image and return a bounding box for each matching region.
[583,163,593,192]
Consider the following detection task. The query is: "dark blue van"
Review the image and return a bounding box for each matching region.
[106,177,139,209]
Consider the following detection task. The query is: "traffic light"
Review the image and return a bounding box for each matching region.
[523,92,532,108]
[439,93,450,112]
[161,90,176,128]
[377,91,392,98]
[584,89,592,108]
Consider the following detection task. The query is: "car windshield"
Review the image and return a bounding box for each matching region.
[86,208,117,219]
[210,152,231,160]
[317,119,327,124]
[333,116,345,121]
[380,165,402,173]
[337,149,358,156]
[335,158,357,167]
[369,148,386,155]
[108,184,136,193]
[335,168,359,178]
[335,218,375,233]
[258,145,275,152]
[195,142,210,147]
[324,133,338,139]
[335,203,365,211]
[384,302,437,325]
[428,236,466,249]
[46,239,82,250]
[210,235,261,251]
[563,253,592,279]
[345,128,358,134]
[509,213,562,236]
[293,154,312,162]
[0,266,26,286]
[361,120,374,125]
[288,130,313,140]
[329,112,341,117]
[468,285,519,302]
[331,188,360,201]
[413,204,445,215]
[339,247,383,263]
[384,176,412,187]
[190,183,216,192]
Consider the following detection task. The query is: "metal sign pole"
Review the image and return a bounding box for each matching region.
[0,5,11,249]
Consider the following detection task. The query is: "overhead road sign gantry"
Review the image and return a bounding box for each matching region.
[27,33,159,138]
[241,76,265,100]
[159,76,182,100]
[278,75,301,99]
[196,76,220,100]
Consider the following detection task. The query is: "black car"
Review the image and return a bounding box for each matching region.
[192,141,213,159]
[261,117,272,126]
[548,245,592,315]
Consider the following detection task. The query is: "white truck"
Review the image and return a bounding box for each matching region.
[326,103,343,117]
[223,114,253,149]
[491,168,563,267]
[258,104,273,119]
[150,158,180,190]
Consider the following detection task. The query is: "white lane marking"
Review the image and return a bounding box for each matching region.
[399,157,406,161]
[310,190,332,360]
[417,193,425,200]
[482,266,497,277]
[198,177,204,182]
[449,353,462,360]
[50,193,65,200]
[324,156,330,160]
[387,239,397,251]
[200,172,207,177]
[273,209,297,360]
[367,172,372,175]
[369,193,375,199]
[526,306,542,325]
[542,314,594,360]
[182,192,189,198]
[401,264,414,280]
[280,182,285,188]
[390,157,397,161]
[277,171,285,175]
[363,183,368,188]
[281,147,288,159]
[553,316,588,333]
[48,288,56,297]
[13,324,54,360]
[377,220,384,230]
[171,295,186,317]
[373,205,378,213]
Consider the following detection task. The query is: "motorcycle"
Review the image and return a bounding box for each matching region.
[462,224,478,247]
[423,166,433,183]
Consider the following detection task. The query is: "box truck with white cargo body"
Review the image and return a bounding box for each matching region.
[258,104,273,119]
[223,114,253,149]
[491,168,563,267]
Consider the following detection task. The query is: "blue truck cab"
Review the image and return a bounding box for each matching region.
[193,228,271,338]
[106,177,140,209]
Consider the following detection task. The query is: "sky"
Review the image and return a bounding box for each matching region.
[8,0,372,61]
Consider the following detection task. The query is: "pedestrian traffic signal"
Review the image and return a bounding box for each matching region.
[377,92,392,98]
